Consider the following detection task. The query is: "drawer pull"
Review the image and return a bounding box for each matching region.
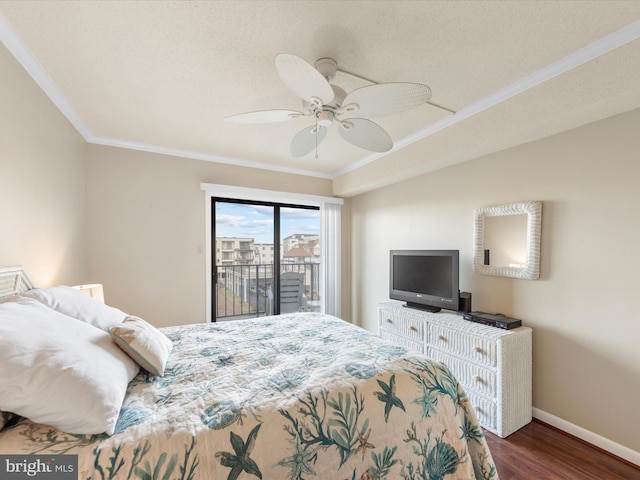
[474,347,485,354]
[409,326,418,332]
[386,318,393,323]
[475,406,483,413]
[438,335,447,342]
[474,375,484,384]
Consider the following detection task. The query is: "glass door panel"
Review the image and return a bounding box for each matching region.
[280,207,321,313]
[214,201,274,321]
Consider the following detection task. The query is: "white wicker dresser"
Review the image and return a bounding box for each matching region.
[378,301,532,437]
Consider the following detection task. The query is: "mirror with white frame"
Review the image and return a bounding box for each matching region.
[473,201,542,280]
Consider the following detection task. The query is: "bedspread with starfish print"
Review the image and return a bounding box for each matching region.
[0,312,498,480]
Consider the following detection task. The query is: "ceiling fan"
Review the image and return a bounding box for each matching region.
[224,54,434,158]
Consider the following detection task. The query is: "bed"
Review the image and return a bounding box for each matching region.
[0,266,499,479]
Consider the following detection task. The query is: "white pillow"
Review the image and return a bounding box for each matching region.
[110,316,173,376]
[20,285,127,331]
[0,298,140,435]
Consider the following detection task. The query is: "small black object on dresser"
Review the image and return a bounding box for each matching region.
[458,291,472,313]
[462,311,522,330]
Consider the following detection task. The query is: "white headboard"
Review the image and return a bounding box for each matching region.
[0,266,34,299]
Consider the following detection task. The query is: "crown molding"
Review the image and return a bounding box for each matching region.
[0,11,92,139]
[89,136,334,179]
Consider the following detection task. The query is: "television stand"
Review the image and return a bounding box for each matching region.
[403,302,441,313]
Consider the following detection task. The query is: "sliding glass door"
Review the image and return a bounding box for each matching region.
[212,198,320,321]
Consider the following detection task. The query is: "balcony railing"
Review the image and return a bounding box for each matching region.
[215,262,319,320]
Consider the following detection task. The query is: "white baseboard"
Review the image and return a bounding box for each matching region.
[533,408,640,467]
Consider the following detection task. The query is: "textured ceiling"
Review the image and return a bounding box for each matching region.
[1,1,640,191]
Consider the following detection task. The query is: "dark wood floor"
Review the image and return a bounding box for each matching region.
[484,419,640,479]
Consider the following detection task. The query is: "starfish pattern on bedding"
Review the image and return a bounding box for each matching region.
[374,374,406,422]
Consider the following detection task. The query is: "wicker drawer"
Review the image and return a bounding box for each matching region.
[429,324,497,367]
[379,310,424,342]
[380,330,424,354]
[467,391,497,433]
[428,348,497,398]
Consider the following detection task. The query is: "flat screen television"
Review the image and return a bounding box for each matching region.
[389,249,460,313]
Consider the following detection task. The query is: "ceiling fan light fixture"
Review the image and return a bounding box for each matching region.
[317,110,333,127]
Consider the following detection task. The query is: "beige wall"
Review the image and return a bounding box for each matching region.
[85,144,339,327]
[349,107,640,455]
[0,43,86,286]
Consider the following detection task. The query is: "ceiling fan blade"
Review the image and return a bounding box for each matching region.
[275,54,335,105]
[338,118,393,153]
[290,124,327,157]
[224,109,304,124]
[341,83,432,118]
